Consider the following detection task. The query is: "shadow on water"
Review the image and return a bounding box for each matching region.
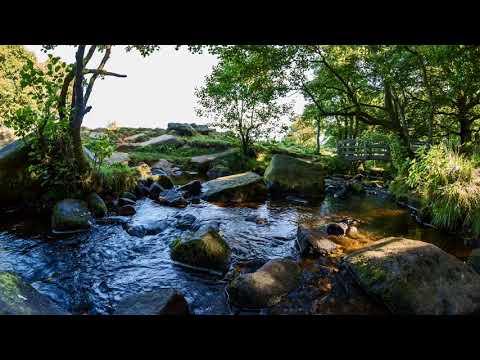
[0,192,471,314]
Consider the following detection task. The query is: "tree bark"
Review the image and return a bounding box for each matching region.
[71,46,89,173]
[315,117,321,154]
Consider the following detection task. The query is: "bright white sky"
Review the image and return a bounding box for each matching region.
[25,45,306,129]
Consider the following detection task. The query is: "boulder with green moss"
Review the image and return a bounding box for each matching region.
[264,154,325,197]
[226,258,302,308]
[342,237,480,314]
[170,224,231,274]
[0,272,68,315]
[201,172,267,203]
[51,199,92,234]
[86,192,107,218]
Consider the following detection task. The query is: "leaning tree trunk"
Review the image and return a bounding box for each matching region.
[315,117,321,154]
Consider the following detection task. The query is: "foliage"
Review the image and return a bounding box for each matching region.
[84,133,115,170]
[4,53,81,197]
[84,163,139,195]
[196,46,292,155]
[405,144,480,236]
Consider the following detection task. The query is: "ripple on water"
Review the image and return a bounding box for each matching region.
[0,195,471,314]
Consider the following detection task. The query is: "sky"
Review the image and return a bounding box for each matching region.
[25,45,306,129]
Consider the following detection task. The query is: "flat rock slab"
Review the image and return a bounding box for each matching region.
[342,237,480,315]
[190,149,236,167]
[201,172,266,203]
[129,134,182,147]
[105,152,130,165]
[123,132,146,142]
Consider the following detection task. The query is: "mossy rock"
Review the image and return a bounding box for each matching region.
[0,272,67,315]
[264,154,325,197]
[51,199,92,234]
[170,225,231,274]
[86,192,108,218]
[342,237,480,314]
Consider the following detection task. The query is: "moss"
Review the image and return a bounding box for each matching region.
[170,230,231,272]
[0,272,32,315]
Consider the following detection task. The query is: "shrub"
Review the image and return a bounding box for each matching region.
[406,144,480,237]
[82,163,139,195]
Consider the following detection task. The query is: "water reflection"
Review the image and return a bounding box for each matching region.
[0,193,470,314]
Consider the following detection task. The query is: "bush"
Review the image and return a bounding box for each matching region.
[82,163,139,195]
[406,144,480,237]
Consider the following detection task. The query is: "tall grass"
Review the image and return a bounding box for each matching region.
[406,144,480,237]
[82,163,139,195]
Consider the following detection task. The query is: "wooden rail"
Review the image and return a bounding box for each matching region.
[337,139,428,161]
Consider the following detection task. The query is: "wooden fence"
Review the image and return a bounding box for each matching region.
[337,139,429,161]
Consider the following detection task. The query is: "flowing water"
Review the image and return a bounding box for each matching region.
[0,191,472,315]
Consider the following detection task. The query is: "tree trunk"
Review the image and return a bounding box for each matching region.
[459,116,472,150]
[71,46,90,173]
[315,117,321,154]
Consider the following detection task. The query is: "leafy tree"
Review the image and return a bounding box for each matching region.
[195,46,292,155]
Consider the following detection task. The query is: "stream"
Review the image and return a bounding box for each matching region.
[0,188,472,315]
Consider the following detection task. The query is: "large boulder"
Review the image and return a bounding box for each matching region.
[190,123,210,135]
[342,237,480,315]
[124,134,183,149]
[115,288,190,315]
[0,139,35,204]
[264,154,325,197]
[167,123,197,136]
[226,258,302,309]
[170,224,231,274]
[51,199,92,234]
[86,192,107,218]
[105,152,130,165]
[201,172,267,203]
[0,272,68,315]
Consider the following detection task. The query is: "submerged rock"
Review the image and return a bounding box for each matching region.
[342,237,480,315]
[126,219,169,237]
[245,215,268,225]
[0,272,68,315]
[86,192,107,218]
[264,154,325,197]
[52,199,92,234]
[201,172,267,203]
[175,214,198,230]
[170,224,231,274]
[226,258,302,309]
[326,222,348,236]
[114,288,190,315]
[297,224,339,256]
